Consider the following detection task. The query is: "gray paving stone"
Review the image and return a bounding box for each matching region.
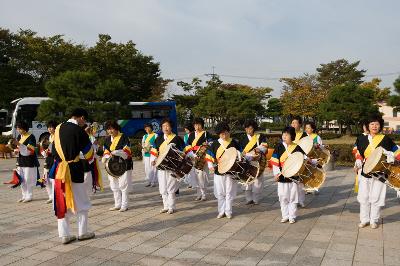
[0,160,398,266]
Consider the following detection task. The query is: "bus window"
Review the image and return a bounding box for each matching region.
[16,104,39,128]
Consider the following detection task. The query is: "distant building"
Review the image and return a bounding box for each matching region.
[379,101,400,134]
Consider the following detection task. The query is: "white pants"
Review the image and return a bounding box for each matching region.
[144,156,157,184]
[195,168,208,198]
[158,170,178,211]
[278,182,299,220]
[84,171,93,194]
[298,182,305,204]
[57,182,91,237]
[357,175,386,224]
[108,170,132,209]
[214,174,238,216]
[19,167,37,201]
[185,167,197,187]
[244,175,264,203]
[43,168,54,200]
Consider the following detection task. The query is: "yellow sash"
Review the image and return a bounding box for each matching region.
[295,131,304,143]
[110,133,122,151]
[145,132,155,144]
[54,124,80,213]
[20,133,31,144]
[216,138,232,159]
[280,143,297,163]
[192,131,205,147]
[364,134,385,159]
[244,134,259,153]
[160,134,176,154]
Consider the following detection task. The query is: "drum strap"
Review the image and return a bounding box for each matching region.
[364,134,385,159]
[110,133,123,151]
[280,144,298,164]
[160,134,176,154]
[192,131,205,148]
[20,133,31,144]
[295,131,304,143]
[244,134,259,153]
[216,138,232,159]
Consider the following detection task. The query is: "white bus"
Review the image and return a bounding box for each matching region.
[2,97,50,142]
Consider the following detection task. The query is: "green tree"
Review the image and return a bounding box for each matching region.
[388,76,400,111]
[37,70,131,122]
[316,59,366,91]
[175,75,272,131]
[319,83,379,134]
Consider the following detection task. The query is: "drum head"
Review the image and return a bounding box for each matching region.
[155,144,172,167]
[106,156,127,178]
[282,152,304,178]
[364,147,384,174]
[218,147,238,174]
[298,136,313,154]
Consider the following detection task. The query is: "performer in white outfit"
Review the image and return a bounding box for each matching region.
[271,126,309,224]
[353,115,400,229]
[13,121,41,203]
[52,108,95,244]
[102,120,133,212]
[239,120,268,205]
[150,118,184,214]
[291,116,307,208]
[206,122,241,219]
[41,120,57,203]
[183,123,197,189]
[142,123,158,187]
[184,118,212,201]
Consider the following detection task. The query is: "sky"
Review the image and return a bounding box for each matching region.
[1,0,399,97]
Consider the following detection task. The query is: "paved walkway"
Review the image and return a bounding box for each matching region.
[0,159,399,266]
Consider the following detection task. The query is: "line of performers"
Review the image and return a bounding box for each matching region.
[7,108,399,245]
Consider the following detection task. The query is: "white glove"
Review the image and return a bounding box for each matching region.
[111,150,128,160]
[397,190,400,198]
[355,159,363,169]
[383,149,395,164]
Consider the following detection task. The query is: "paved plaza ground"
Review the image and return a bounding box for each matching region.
[0,158,399,266]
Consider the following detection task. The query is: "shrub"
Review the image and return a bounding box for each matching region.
[320,132,342,140]
[328,144,354,166]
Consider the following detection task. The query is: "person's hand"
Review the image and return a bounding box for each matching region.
[151,160,156,166]
[101,156,107,164]
[274,174,280,182]
[209,167,215,174]
[13,139,19,147]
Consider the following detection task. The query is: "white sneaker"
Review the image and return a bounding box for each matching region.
[200,196,207,201]
[370,223,378,229]
[151,183,156,187]
[195,196,201,201]
[22,199,32,203]
[217,213,225,219]
[358,222,369,228]
[281,218,289,223]
[62,235,76,244]
[226,214,232,219]
[109,206,120,211]
[289,219,296,224]
[17,198,24,203]
[46,199,52,204]
[167,209,175,214]
[299,203,305,208]
[160,209,168,213]
[119,207,128,212]
[78,232,95,241]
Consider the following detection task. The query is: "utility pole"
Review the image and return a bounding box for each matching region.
[205,66,217,78]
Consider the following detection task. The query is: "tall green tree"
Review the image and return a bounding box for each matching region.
[388,76,400,111]
[316,59,366,91]
[37,70,131,122]
[319,82,379,134]
[175,75,272,131]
